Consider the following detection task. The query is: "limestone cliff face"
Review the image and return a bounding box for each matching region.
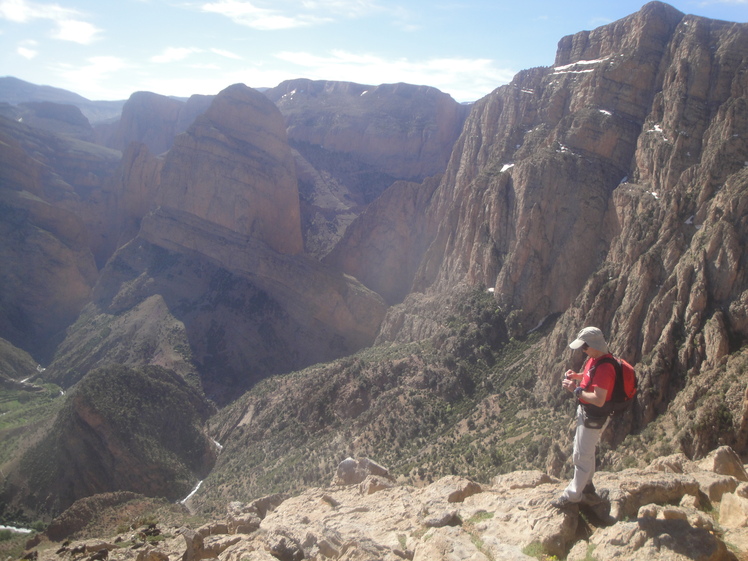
[46,84,386,403]
[266,79,468,181]
[359,2,748,449]
[0,116,119,356]
[323,176,442,304]
[265,79,468,256]
[157,84,303,255]
[106,91,214,154]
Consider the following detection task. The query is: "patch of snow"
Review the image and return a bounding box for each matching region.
[361,90,369,96]
[213,439,223,451]
[527,315,551,334]
[685,215,694,225]
[619,176,628,184]
[554,57,610,72]
[180,480,203,504]
[501,164,514,172]
[521,89,534,94]
[651,192,660,199]
[599,109,612,116]
[554,69,595,75]
[487,287,495,293]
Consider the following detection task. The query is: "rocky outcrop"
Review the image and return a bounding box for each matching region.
[323,176,442,304]
[4,365,216,518]
[29,451,748,560]
[157,84,303,255]
[266,79,468,256]
[265,79,468,182]
[0,115,118,355]
[106,92,213,154]
[44,87,386,402]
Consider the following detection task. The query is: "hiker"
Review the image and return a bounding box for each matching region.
[552,326,616,509]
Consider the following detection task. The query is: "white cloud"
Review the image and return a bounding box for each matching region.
[52,18,100,44]
[201,0,331,30]
[274,49,514,101]
[151,47,202,63]
[53,56,132,98]
[211,48,243,60]
[17,38,37,58]
[0,0,101,43]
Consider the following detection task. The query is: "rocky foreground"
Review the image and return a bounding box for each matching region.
[22,447,748,561]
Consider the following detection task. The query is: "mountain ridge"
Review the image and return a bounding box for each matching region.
[0,5,746,560]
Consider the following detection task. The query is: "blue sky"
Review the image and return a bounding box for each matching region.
[1,0,747,103]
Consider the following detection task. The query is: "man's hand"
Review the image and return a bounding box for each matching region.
[562,377,577,392]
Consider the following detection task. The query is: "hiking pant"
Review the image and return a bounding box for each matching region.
[562,405,603,503]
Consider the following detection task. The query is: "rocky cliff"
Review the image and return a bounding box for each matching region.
[105,91,214,154]
[0,116,120,356]
[337,2,748,439]
[265,79,468,256]
[20,448,748,561]
[41,84,386,404]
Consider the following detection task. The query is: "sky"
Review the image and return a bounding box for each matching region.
[1,0,747,104]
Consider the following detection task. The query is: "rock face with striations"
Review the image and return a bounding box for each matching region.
[329,2,748,454]
[0,115,120,356]
[266,79,468,182]
[45,84,386,404]
[265,79,469,256]
[157,84,303,255]
[106,91,214,154]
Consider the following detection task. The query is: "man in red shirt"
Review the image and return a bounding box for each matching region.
[552,326,616,509]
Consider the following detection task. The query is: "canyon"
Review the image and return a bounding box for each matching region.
[0,2,747,559]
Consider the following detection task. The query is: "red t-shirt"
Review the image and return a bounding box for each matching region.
[579,354,616,404]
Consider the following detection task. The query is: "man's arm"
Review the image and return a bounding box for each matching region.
[579,385,608,407]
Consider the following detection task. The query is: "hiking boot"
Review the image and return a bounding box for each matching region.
[551,496,578,510]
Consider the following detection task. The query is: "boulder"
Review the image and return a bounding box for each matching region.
[420,476,482,504]
[697,446,748,482]
[333,457,392,486]
[720,491,748,529]
[578,514,734,561]
[594,469,701,520]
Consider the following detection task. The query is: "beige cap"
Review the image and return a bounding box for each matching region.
[569,326,609,353]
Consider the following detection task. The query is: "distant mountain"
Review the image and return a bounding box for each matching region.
[0,4,747,548]
[0,77,125,123]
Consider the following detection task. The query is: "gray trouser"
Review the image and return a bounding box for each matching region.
[562,405,603,502]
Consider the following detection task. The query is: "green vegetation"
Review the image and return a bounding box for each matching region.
[522,541,559,560]
[5,364,216,520]
[197,288,568,512]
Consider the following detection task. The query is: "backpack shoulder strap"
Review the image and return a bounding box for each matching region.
[584,356,622,391]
